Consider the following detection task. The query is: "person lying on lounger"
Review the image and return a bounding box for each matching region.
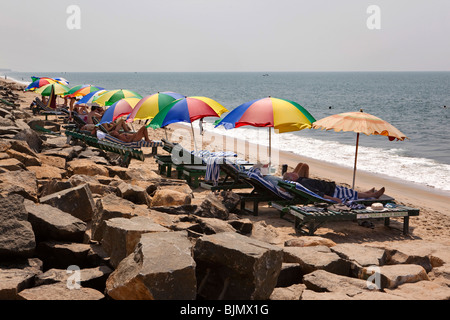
[109,125,153,143]
[265,162,385,203]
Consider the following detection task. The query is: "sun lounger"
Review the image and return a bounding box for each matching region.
[65,129,162,167]
[32,97,65,120]
[271,180,419,235]
[235,169,295,216]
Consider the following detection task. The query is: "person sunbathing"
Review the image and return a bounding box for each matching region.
[281,163,385,203]
[109,125,153,143]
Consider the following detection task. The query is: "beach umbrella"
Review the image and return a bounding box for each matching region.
[75,90,107,106]
[25,78,58,91]
[69,85,105,98]
[34,83,70,96]
[126,91,185,123]
[312,109,408,189]
[148,96,228,150]
[98,98,141,125]
[94,89,142,107]
[215,96,316,165]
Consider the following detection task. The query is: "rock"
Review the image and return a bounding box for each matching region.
[361,264,429,289]
[384,281,450,300]
[91,194,150,242]
[39,179,73,198]
[106,165,133,180]
[0,258,43,300]
[184,216,237,236]
[68,174,119,196]
[17,282,104,300]
[218,190,241,212]
[25,200,87,242]
[106,231,197,300]
[194,193,229,220]
[36,241,95,270]
[151,189,192,207]
[28,164,65,180]
[227,218,253,235]
[115,181,151,206]
[283,246,351,276]
[302,269,372,296]
[250,221,282,245]
[270,284,306,300]
[285,236,337,248]
[12,128,43,153]
[0,170,38,201]
[101,216,170,268]
[37,154,66,169]
[276,263,302,287]
[67,158,109,177]
[330,243,387,277]
[35,265,113,292]
[0,195,36,258]
[194,232,283,300]
[0,158,25,171]
[151,204,198,216]
[39,184,96,222]
[40,146,82,161]
[6,148,41,167]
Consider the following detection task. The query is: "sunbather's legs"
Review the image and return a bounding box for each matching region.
[131,126,151,142]
[358,187,385,199]
[294,163,309,178]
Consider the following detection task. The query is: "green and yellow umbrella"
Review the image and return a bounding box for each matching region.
[34,83,70,96]
[94,89,142,107]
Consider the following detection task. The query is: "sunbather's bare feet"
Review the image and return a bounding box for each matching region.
[374,187,385,199]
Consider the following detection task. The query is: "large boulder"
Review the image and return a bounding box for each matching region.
[0,195,36,258]
[283,246,351,276]
[17,282,104,300]
[91,194,150,242]
[67,158,109,177]
[25,200,87,242]
[194,232,283,300]
[106,231,197,300]
[194,193,229,220]
[150,189,191,207]
[0,170,38,202]
[101,216,170,268]
[0,258,43,300]
[39,184,96,222]
[360,264,429,289]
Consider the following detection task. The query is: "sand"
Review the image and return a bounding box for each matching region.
[3,77,450,248]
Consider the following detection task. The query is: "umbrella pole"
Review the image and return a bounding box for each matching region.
[352,133,360,190]
[191,122,198,152]
[269,127,272,167]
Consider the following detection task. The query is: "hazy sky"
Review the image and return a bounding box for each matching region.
[1,0,449,72]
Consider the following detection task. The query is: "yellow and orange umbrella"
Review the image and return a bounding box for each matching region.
[312,109,408,188]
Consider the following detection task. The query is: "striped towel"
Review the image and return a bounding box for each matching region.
[286,181,337,204]
[204,156,247,185]
[246,170,293,200]
[101,134,163,149]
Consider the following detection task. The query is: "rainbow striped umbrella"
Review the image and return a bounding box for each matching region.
[94,89,142,107]
[148,96,228,150]
[34,83,70,96]
[98,98,141,125]
[126,91,185,123]
[69,85,105,97]
[75,90,107,106]
[313,109,408,188]
[25,78,58,91]
[215,97,316,165]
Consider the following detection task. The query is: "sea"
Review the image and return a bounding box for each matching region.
[3,71,450,193]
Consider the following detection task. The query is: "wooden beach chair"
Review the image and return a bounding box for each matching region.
[32,97,65,120]
[65,129,162,167]
[271,180,419,235]
[235,170,295,216]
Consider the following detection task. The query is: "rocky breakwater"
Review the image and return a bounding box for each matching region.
[1,82,450,300]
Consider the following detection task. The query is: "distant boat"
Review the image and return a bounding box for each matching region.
[262,74,269,77]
